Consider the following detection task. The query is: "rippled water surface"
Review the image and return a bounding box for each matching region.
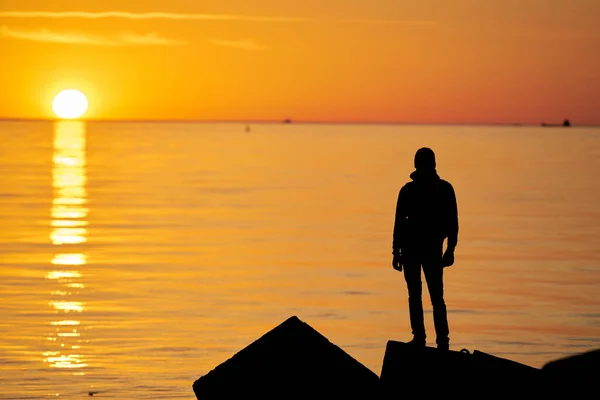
[1,121,599,399]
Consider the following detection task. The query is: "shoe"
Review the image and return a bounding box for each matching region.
[407,337,426,347]
[437,342,449,351]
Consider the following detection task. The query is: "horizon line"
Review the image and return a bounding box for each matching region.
[0,117,595,127]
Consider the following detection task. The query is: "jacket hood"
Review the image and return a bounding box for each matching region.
[409,168,440,182]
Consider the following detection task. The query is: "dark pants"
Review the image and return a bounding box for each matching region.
[403,254,449,345]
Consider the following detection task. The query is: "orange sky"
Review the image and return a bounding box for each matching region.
[1,0,599,124]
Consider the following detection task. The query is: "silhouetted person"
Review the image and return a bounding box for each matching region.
[392,147,458,350]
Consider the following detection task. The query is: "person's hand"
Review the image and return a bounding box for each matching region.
[392,254,403,272]
[442,250,455,267]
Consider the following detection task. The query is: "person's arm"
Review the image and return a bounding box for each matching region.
[446,183,458,252]
[392,187,407,256]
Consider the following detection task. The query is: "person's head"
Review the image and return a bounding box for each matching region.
[414,147,436,170]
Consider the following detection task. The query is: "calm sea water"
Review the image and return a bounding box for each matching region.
[1,121,599,399]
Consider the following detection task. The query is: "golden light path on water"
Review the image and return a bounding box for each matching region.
[44,121,89,372]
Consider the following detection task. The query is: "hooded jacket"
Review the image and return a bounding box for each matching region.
[392,168,458,256]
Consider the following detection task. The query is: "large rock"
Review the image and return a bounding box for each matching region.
[379,341,541,398]
[192,316,380,400]
[541,348,600,395]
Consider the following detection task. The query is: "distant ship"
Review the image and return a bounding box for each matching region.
[541,119,571,127]
[282,118,292,124]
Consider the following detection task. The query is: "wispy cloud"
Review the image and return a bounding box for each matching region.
[0,11,309,22]
[340,19,436,26]
[119,32,185,46]
[1,25,112,45]
[208,38,269,51]
[0,25,185,46]
[0,10,435,25]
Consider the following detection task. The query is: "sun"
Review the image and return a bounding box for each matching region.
[52,89,88,119]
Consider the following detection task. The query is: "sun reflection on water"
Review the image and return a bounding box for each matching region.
[45,121,89,371]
